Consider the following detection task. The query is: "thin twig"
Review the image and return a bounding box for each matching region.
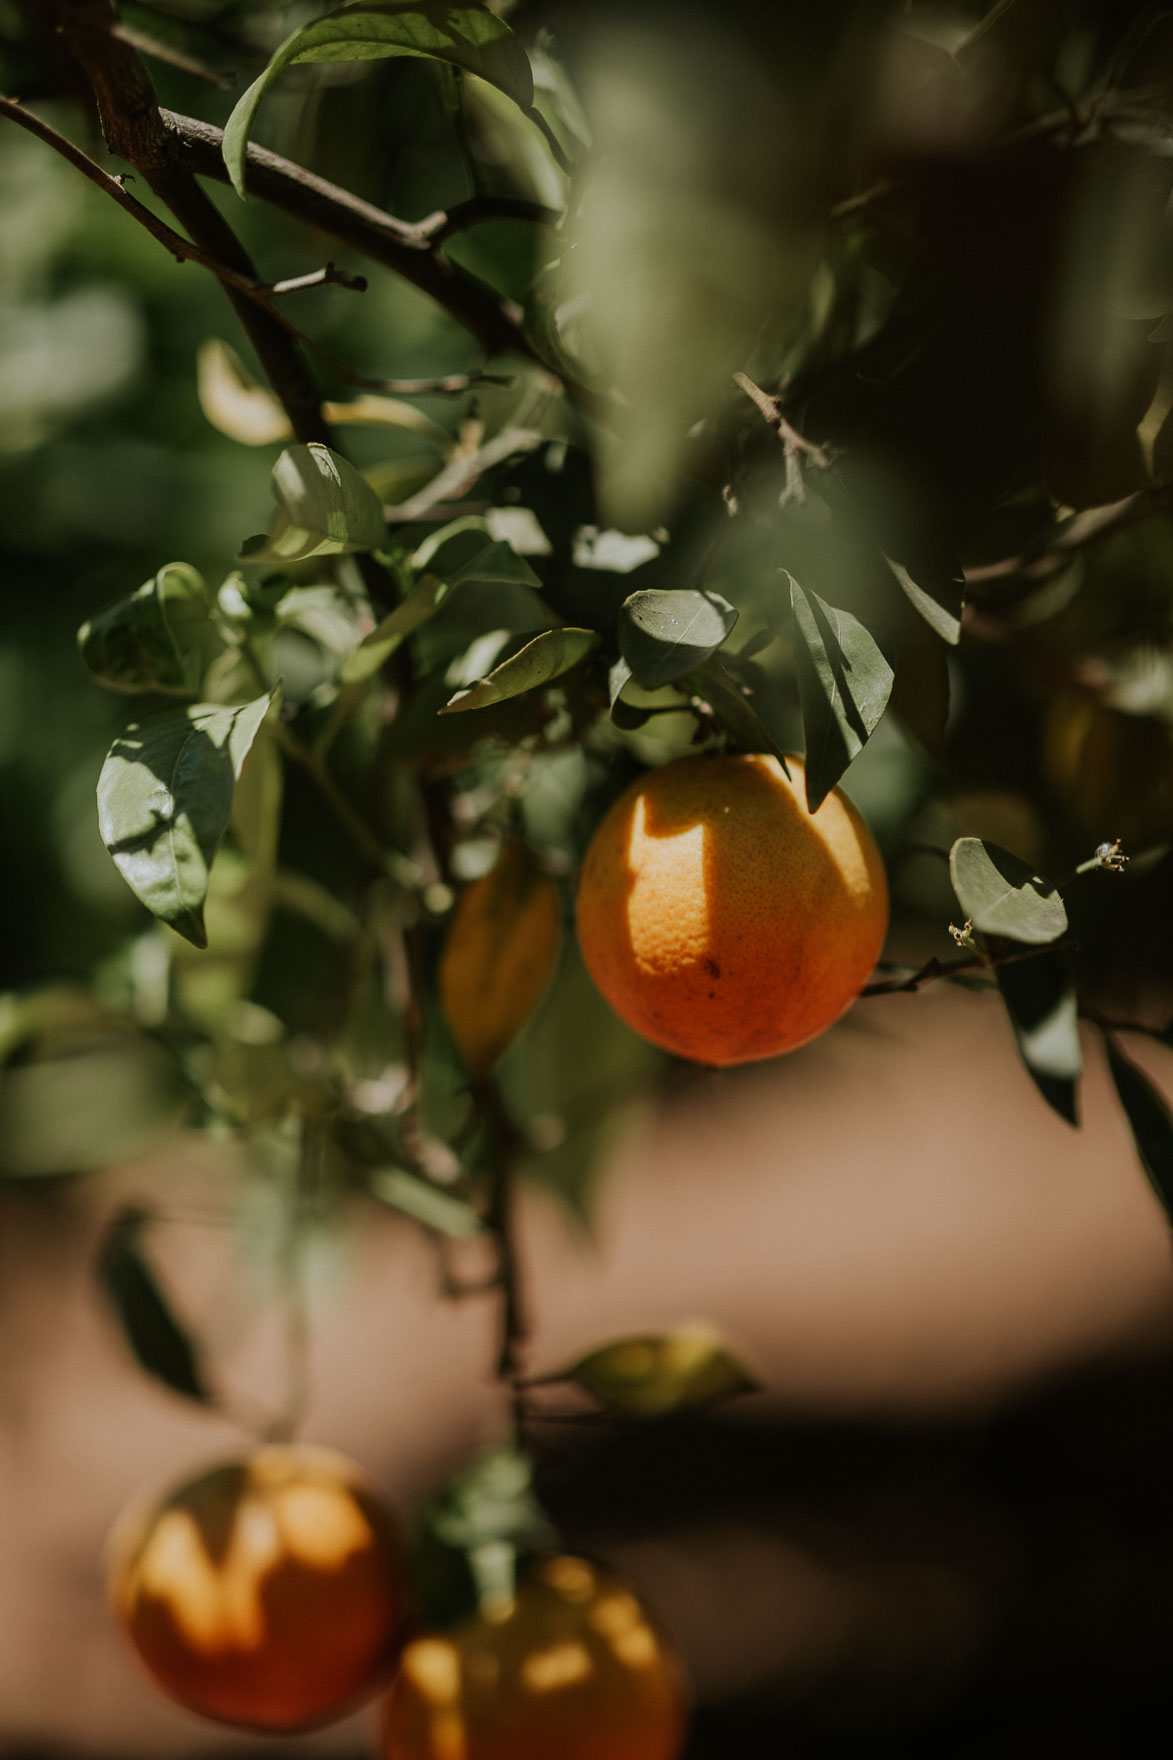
[862,938,1075,997]
[110,19,234,88]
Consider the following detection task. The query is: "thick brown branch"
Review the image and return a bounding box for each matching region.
[159,108,574,383]
[49,0,332,448]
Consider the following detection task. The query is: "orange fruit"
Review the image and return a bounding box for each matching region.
[382,1553,688,1760]
[107,1443,409,1732]
[576,752,888,1066]
[439,835,562,1076]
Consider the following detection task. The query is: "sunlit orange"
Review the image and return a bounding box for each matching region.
[107,1443,408,1731]
[576,753,888,1065]
[382,1554,689,1760]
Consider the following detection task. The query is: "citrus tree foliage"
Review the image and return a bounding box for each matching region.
[5,0,1173,1646]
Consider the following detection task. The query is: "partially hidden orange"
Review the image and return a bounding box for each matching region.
[576,752,888,1066]
[107,1443,409,1732]
[382,1553,688,1760]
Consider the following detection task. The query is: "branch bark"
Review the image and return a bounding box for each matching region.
[49,0,333,448]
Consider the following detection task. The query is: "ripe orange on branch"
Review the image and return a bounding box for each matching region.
[382,1553,688,1760]
[576,753,888,1066]
[107,1443,409,1732]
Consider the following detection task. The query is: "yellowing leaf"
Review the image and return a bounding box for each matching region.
[439,837,561,1075]
[562,1322,759,1417]
[197,339,292,446]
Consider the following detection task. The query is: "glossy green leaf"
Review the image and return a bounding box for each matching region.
[949,838,1067,945]
[223,2,534,200]
[1105,1033,1173,1225]
[78,564,218,697]
[996,951,1081,1126]
[688,655,792,774]
[97,1207,212,1405]
[885,548,965,646]
[619,588,738,689]
[369,1165,484,1239]
[97,690,278,949]
[441,626,597,712]
[558,1323,759,1418]
[790,577,893,811]
[243,444,386,564]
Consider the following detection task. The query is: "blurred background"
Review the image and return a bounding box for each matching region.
[7,1,1173,1755]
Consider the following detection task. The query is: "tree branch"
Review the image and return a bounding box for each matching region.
[159,108,583,392]
[49,0,333,449]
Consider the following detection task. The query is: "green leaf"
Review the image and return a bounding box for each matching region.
[97,1207,212,1405]
[1104,1033,1173,1225]
[688,654,792,774]
[97,690,278,949]
[341,576,451,686]
[243,444,386,564]
[441,626,597,712]
[78,564,218,697]
[885,549,965,646]
[790,577,893,811]
[948,838,1068,945]
[0,1038,188,1178]
[995,952,1081,1126]
[556,1323,759,1418]
[426,1446,552,1554]
[223,1,534,200]
[619,588,738,689]
[369,1165,484,1239]
[414,519,542,590]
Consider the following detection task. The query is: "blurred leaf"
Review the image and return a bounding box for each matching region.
[888,611,951,759]
[369,1165,484,1238]
[223,1,535,199]
[619,588,738,689]
[97,1206,212,1405]
[243,444,386,564]
[949,838,1067,945]
[78,564,220,697]
[341,575,451,687]
[426,1445,552,1554]
[996,951,1081,1125]
[554,1322,759,1418]
[0,1037,187,1176]
[790,577,893,811]
[885,549,964,646]
[1105,1032,1173,1225]
[439,836,561,1074]
[441,627,597,712]
[197,338,291,446]
[97,690,278,949]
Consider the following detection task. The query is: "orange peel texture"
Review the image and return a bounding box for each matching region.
[576,753,888,1066]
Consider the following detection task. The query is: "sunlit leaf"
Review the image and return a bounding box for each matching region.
[1105,1032,1173,1226]
[556,1322,759,1417]
[415,519,542,590]
[949,838,1067,945]
[619,588,738,690]
[97,690,278,948]
[223,1,535,200]
[996,951,1081,1125]
[439,836,561,1074]
[97,1207,212,1405]
[441,626,597,712]
[790,577,893,811]
[196,338,291,445]
[78,564,219,697]
[242,444,386,564]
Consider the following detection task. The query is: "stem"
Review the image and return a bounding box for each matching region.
[862,937,1075,997]
[264,1115,315,1444]
[470,1078,530,1441]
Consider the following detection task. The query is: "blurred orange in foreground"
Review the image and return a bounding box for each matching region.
[107,1442,408,1731]
[383,1553,688,1760]
[577,753,888,1066]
